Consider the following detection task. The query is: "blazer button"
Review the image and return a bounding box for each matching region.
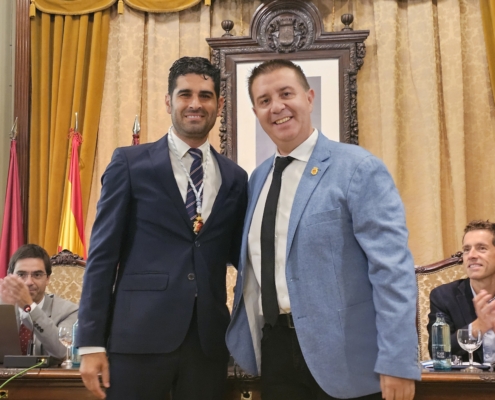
[195,241,200,247]
[188,273,195,281]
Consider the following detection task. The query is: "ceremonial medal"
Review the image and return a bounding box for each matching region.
[168,127,211,235]
[193,214,204,234]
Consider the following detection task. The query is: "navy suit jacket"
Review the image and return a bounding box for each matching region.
[77,134,248,361]
[428,278,483,363]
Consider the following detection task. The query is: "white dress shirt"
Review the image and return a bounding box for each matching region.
[79,130,222,356]
[248,129,318,315]
[167,130,221,222]
[469,285,495,364]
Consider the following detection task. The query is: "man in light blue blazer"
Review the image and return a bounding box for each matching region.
[227,60,420,400]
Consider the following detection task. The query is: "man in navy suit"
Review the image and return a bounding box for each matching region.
[428,220,495,364]
[227,60,420,400]
[76,57,248,400]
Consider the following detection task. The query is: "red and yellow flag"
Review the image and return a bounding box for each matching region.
[0,138,24,277]
[58,128,86,258]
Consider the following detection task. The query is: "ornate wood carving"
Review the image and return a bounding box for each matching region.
[414,251,463,274]
[206,0,369,161]
[50,249,86,267]
[15,0,31,236]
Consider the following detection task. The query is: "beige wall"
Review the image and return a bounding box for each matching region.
[0,0,15,230]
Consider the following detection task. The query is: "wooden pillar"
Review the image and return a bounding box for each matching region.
[14,0,30,237]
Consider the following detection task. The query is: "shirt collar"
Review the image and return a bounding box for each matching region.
[275,128,318,163]
[169,129,210,159]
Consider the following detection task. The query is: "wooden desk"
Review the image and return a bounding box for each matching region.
[417,369,495,399]
[1,368,495,399]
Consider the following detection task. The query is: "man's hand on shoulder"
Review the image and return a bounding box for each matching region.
[80,352,110,399]
[380,374,415,400]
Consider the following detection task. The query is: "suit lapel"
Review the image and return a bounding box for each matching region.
[148,134,192,231]
[456,279,476,325]
[41,294,54,317]
[198,147,233,236]
[286,133,331,257]
[238,157,274,273]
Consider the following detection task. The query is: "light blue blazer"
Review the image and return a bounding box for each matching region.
[226,133,421,398]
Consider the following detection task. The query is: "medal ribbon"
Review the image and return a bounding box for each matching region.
[168,127,210,229]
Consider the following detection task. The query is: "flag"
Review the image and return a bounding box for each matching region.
[58,128,86,258]
[0,138,24,277]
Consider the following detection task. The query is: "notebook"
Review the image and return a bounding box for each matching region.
[0,304,22,364]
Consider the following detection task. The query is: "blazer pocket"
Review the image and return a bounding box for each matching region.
[120,273,169,291]
[305,207,341,227]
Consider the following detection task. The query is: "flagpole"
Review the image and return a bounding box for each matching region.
[132,115,140,146]
[0,118,24,277]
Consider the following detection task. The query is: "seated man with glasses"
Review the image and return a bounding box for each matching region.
[0,244,78,359]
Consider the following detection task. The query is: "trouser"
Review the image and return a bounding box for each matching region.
[106,305,227,400]
[260,315,382,400]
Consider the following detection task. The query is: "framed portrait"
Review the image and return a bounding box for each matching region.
[207,0,369,174]
[236,58,339,173]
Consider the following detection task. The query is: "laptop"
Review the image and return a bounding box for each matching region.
[0,304,22,364]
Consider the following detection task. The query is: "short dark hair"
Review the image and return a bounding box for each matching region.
[8,244,52,276]
[247,59,310,103]
[463,220,495,246]
[168,57,220,98]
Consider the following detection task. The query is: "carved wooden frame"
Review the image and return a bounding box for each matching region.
[206,0,369,162]
[50,249,86,267]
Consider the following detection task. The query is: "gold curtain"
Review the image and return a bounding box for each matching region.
[124,0,202,13]
[481,0,495,100]
[351,0,495,265]
[29,9,110,255]
[33,0,208,14]
[83,0,495,266]
[32,0,115,14]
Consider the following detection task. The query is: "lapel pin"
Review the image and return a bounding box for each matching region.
[311,167,319,176]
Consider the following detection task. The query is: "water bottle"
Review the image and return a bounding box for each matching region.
[71,319,81,367]
[431,312,452,370]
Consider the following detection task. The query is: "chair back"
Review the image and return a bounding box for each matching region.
[47,250,86,304]
[415,251,465,360]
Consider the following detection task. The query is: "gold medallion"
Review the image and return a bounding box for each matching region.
[193,214,204,234]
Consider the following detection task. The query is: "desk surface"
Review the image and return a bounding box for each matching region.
[1,368,495,399]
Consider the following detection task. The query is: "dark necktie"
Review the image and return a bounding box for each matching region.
[261,156,294,326]
[19,323,32,355]
[185,148,204,220]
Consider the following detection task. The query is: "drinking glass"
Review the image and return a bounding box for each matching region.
[58,326,73,368]
[457,329,482,372]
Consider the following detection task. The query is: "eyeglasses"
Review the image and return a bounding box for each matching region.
[16,271,47,280]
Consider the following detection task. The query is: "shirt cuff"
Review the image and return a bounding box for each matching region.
[78,347,106,355]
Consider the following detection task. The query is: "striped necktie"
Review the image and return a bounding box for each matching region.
[185,148,203,220]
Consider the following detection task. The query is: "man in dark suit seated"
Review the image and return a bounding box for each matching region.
[428,220,495,363]
[0,244,78,360]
